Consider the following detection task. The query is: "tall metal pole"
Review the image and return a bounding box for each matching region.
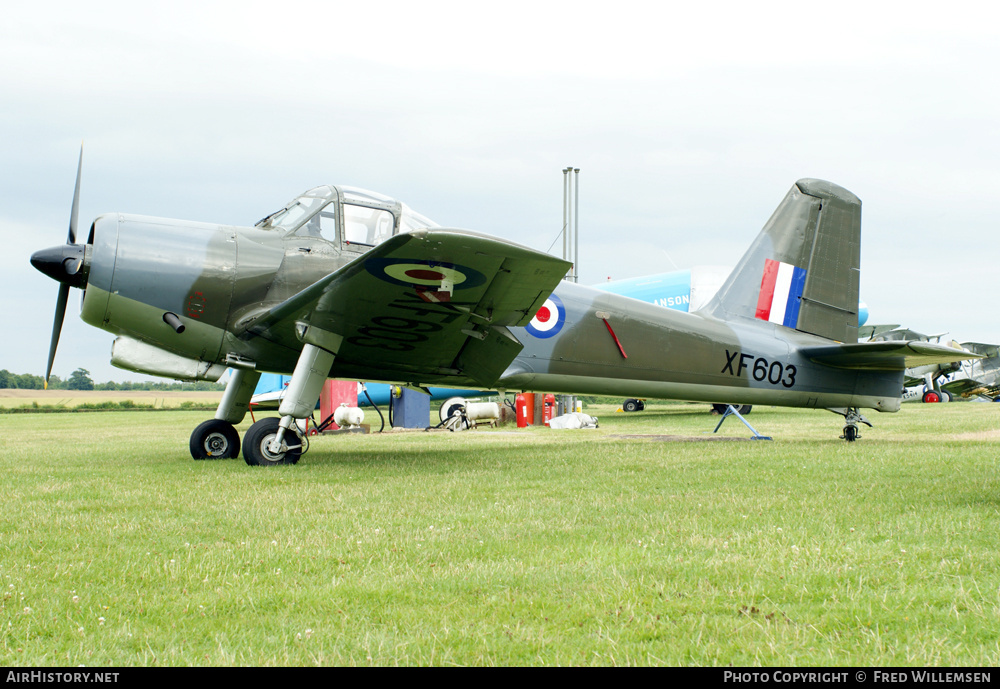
[562,168,569,268]
[558,166,581,414]
[573,168,580,283]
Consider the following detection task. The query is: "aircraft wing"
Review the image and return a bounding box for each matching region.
[938,378,985,397]
[239,229,571,387]
[960,342,1000,358]
[802,341,983,371]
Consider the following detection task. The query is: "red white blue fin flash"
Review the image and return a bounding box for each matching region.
[755,259,807,328]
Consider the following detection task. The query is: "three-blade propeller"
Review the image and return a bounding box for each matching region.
[30,146,86,388]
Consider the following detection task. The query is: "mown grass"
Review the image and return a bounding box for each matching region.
[0,390,222,411]
[1,402,998,666]
[1,400,219,413]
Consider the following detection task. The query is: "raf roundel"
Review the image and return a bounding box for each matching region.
[525,294,566,339]
[365,258,487,290]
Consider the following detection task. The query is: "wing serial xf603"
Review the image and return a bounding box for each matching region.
[32,151,981,463]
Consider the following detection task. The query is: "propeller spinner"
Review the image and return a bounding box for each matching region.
[30,146,90,388]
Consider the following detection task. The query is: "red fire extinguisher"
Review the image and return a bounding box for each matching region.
[543,394,556,426]
[515,393,529,428]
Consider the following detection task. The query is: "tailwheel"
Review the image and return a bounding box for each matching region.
[243,417,303,466]
[835,407,871,442]
[190,419,241,459]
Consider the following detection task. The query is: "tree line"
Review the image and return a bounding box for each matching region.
[0,368,226,391]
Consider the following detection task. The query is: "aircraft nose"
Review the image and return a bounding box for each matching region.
[31,244,88,289]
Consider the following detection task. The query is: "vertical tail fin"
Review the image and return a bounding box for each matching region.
[701,178,861,343]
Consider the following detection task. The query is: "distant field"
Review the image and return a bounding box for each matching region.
[0,389,223,409]
[1,402,998,666]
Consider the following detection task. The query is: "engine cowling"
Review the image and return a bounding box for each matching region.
[82,213,237,368]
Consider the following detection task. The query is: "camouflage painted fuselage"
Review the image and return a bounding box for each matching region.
[502,281,902,411]
[77,211,901,414]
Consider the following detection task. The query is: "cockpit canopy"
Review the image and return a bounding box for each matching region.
[254,185,439,247]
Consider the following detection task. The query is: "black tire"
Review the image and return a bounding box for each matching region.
[623,399,640,412]
[843,425,858,442]
[243,417,303,466]
[712,404,751,415]
[938,390,951,403]
[190,419,240,460]
[922,390,941,403]
[636,400,645,411]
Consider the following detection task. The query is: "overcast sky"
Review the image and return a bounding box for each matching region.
[4,1,999,382]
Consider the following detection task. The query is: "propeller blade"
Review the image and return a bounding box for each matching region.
[42,144,86,388]
[45,283,70,388]
[68,145,83,245]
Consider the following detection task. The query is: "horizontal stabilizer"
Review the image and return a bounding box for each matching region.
[802,341,983,371]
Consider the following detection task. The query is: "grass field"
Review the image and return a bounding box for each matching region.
[1,401,998,666]
[0,389,222,410]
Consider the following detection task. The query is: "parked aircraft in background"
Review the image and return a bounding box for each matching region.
[944,343,1000,401]
[863,328,1000,403]
[598,268,870,326]
[33,153,979,463]
[597,267,729,314]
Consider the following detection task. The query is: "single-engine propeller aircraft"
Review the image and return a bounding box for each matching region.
[32,150,980,464]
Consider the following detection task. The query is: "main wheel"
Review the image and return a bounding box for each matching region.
[190,419,240,460]
[938,390,951,403]
[736,405,752,415]
[623,398,640,412]
[922,390,941,403]
[243,417,303,466]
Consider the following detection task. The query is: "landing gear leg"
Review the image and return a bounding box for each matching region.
[190,368,261,459]
[215,368,262,424]
[244,343,337,466]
